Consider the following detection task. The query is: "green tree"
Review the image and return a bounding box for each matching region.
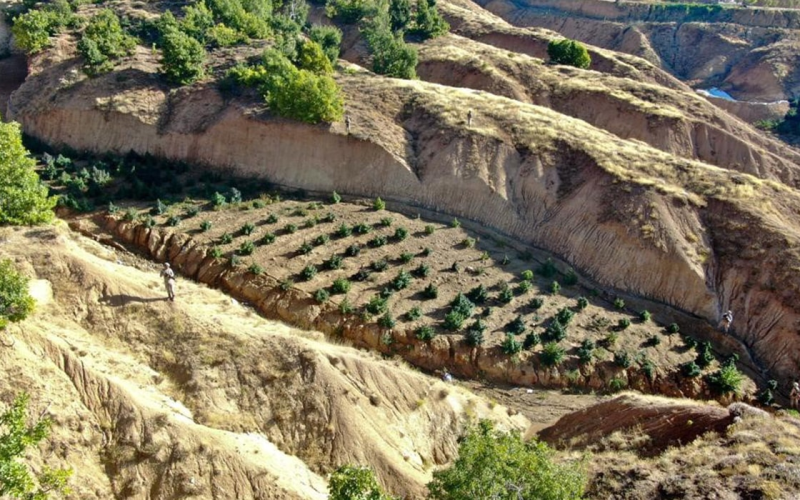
[547,38,591,69]
[181,0,215,42]
[427,421,586,500]
[0,260,35,330]
[207,23,249,47]
[0,119,55,225]
[308,24,342,64]
[76,9,137,76]
[409,0,448,39]
[0,393,72,498]
[160,29,207,84]
[328,465,396,500]
[11,10,58,54]
[296,39,333,74]
[363,22,417,79]
[388,0,411,31]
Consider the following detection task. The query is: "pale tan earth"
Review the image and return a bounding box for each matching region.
[0,224,538,498]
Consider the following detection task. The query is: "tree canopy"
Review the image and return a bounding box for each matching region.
[0,118,55,226]
[328,465,396,500]
[0,260,34,330]
[547,39,591,69]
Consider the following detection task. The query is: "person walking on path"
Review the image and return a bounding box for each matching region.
[160,262,176,302]
[721,310,733,333]
[791,381,800,410]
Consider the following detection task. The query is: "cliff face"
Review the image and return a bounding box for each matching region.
[11,47,800,390]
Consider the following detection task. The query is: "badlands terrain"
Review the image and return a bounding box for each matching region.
[4,0,800,497]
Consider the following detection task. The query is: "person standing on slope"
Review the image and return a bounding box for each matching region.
[721,310,733,333]
[160,262,176,302]
[791,381,800,410]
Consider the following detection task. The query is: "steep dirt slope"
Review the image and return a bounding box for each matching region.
[539,393,800,499]
[0,224,528,498]
[467,0,800,101]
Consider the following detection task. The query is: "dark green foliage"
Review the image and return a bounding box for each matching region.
[379,217,393,227]
[549,281,561,295]
[427,421,586,500]
[409,0,449,39]
[366,295,389,315]
[279,278,294,290]
[284,223,298,234]
[500,254,510,266]
[506,315,526,335]
[544,319,567,343]
[683,335,698,349]
[373,197,386,210]
[530,297,544,310]
[394,227,408,241]
[241,221,256,235]
[144,215,157,228]
[336,223,352,238]
[266,213,279,224]
[640,310,652,322]
[308,24,342,64]
[695,341,715,368]
[11,9,63,55]
[331,278,351,294]
[205,0,271,38]
[304,217,318,229]
[614,351,632,369]
[299,241,313,255]
[424,225,435,235]
[646,335,661,347]
[212,191,227,208]
[0,260,35,329]
[389,0,412,31]
[296,39,333,75]
[641,359,657,381]
[523,332,540,349]
[248,263,264,275]
[577,339,595,364]
[313,233,330,246]
[152,199,168,216]
[399,252,414,264]
[501,334,522,355]
[324,254,342,270]
[371,259,388,272]
[555,307,575,326]
[461,237,476,248]
[325,0,373,23]
[498,285,513,304]
[260,232,276,244]
[617,318,631,330]
[576,296,588,310]
[563,268,578,286]
[521,270,534,281]
[547,38,591,69]
[354,222,372,234]
[378,311,396,328]
[421,247,432,257]
[238,240,255,255]
[613,297,625,309]
[681,361,701,378]
[707,364,743,394]
[77,10,137,76]
[330,190,342,204]
[362,20,418,79]
[515,280,532,295]
[229,254,242,267]
[423,283,438,300]
[464,324,484,347]
[220,232,234,244]
[108,202,120,215]
[416,325,436,341]
[667,323,680,334]
[467,284,488,304]
[413,263,430,278]
[405,305,422,321]
[379,287,394,299]
[354,267,371,281]
[209,246,224,259]
[186,205,200,217]
[540,342,566,367]
[166,215,181,227]
[345,243,361,257]
[339,297,355,314]
[369,234,388,247]
[315,288,331,303]
[450,218,461,228]
[538,258,557,278]
[160,28,206,84]
[443,311,466,331]
[301,264,318,280]
[450,293,475,318]
[392,269,412,290]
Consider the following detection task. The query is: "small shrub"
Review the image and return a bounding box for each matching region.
[209,246,223,259]
[544,319,567,343]
[331,191,342,204]
[212,192,227,209]
[577,339,595,364]
[313,234,330,246]
[540,342,566,367]
[373,197,386,210]
[464,327,484,347]
[284,223,298,234]
[576,296,588,310]
[480,251,490,261]
[640,310,652,322]
[260,232,276,245]
[538,258,557,278]
[336,223,352,238]
[683,336,698,349]
[371,259,389,272]
[613,298,625,309]
[696,342,715,369]
[501,254,510,266]
[300,241,314,255]
[424,225,435,235]
[339,297,355,314]
[325,255,343,270]
[248,263,264,275]
[252,200,266,209]
[394,227,408,241]
[450,293,475,317]
[392,270,412,290]
[641,359,657,381]
[498,285,514,304]
[530,297,544,310]
[345,243,361,257]
[608,377,626,393]
[405,306,422,321]
[238,240,255,255]
[331,278,351,294]
[366,295,388,315]
[423,283,439,300]
[521,270,534,281]
[379,216,393,227]
[123,208,137,221]
[515,280,532,295]
[421,247,432,257]
[555,307,575,326]
[413,263,430,278]
[617,318,631,330]
[354,223,372,235]
[378,311,396,329]
[466,285,488,304]
[462,237,476,248]
[506,315,526,335]
[523,332,540,349]
[399,252,414,264]
[279,279,294,291]
[200,220,212,232]
[301,264,318,281]
[369,235,388,247]
[681,361,701,378]
[603,332,619,348]
[549,281,561,295]
[304,218,318,229]
[450,218,461,228]
[443,311,466,331]
[501,334,522,355]
[563,268,578,286]
[646,335,661,347]
[416,325,436,341]
[107,202,120,215]
[241,221,256,235]
[164,215,180,227]
[220,232,234,244]
[547,38,591,69]
[229,254,241,267]
[614,351,632,369]
[267,213,279,224]
[186,206,200,217]
[667,323,680,334]
[322,212,337,223]
[315,288,331,303]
